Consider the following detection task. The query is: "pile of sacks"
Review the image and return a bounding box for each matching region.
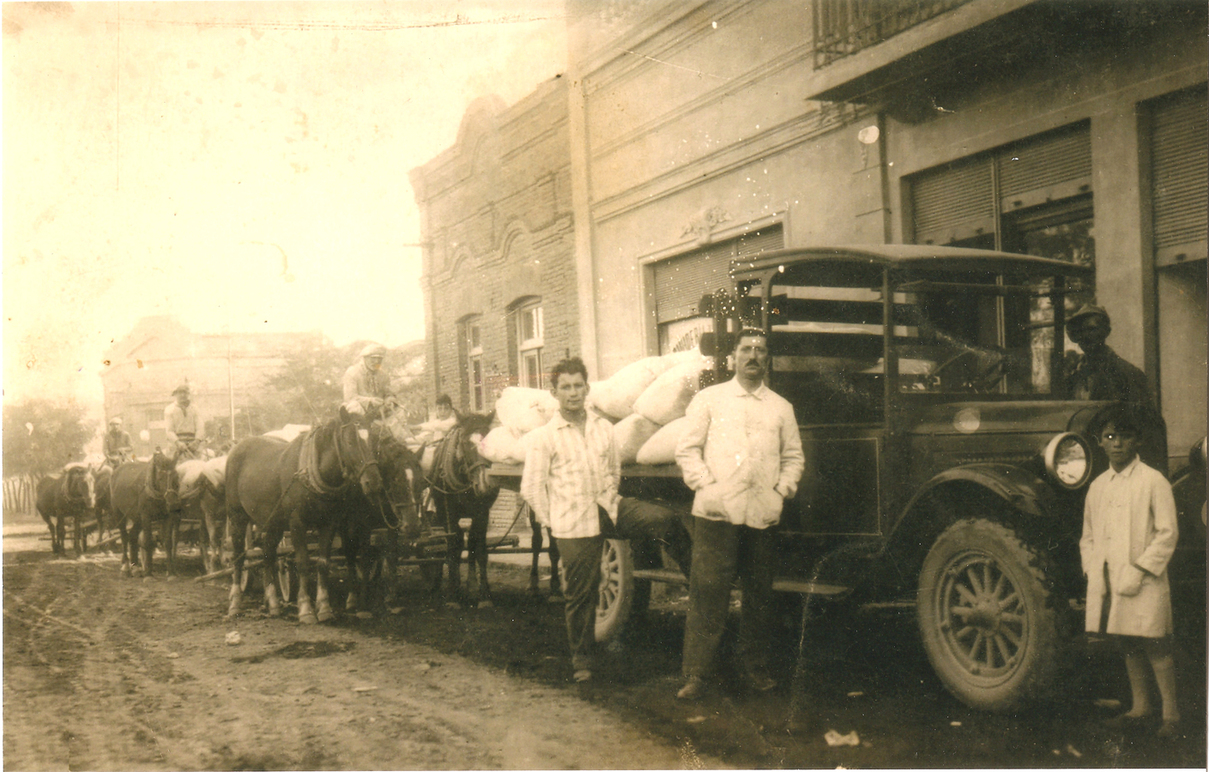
[478,348,711,466]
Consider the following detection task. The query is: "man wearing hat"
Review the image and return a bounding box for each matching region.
[164,383,204,460]
[343,343,393,419]
[1065,304,1154,405]
[1065,304,1167,469]
[103,417,134,467]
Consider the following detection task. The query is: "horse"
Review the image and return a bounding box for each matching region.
[526,502,562,599]
[224,407,386,623]
[35,463,96,556]
[177,456,228,575]
[364,422,425,608]
[109,452,182,577]
[427,411,501,607]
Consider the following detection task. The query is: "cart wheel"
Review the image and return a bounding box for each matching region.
[274,556,295,603]
[595,538,635,643]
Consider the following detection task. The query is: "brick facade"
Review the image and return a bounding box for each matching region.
[411,78,577,413]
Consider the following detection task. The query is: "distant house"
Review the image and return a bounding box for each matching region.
[100,316,325,455]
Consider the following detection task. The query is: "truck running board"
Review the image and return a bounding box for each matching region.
[631,568,850,597]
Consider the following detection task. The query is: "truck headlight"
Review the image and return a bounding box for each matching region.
[1044,432,1092,489]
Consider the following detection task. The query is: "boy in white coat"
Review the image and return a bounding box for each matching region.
[1080,404,1180,738]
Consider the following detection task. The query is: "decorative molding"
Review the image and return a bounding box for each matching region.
[681,206,733,244]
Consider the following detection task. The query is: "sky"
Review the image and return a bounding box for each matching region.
[2,0,568,414]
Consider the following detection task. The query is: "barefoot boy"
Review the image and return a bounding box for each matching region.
[1080,404,1180,737]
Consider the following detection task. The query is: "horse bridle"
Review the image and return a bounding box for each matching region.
[299,420,380,498]
[427,426,489,496]
[143,456,176,503]
[63,468,93,507]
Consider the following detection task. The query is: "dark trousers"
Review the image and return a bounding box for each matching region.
[682,517,776,679]
[558,534,603,671]
[607,497,693,574]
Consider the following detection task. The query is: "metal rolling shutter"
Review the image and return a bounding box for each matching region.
[653,225,783,323]
[997,126,1092,202]
[911,125,1092,245]
[1152,88,1208,264]
[911,157,994,245]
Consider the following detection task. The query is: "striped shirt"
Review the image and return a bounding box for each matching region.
[520,411,620,539]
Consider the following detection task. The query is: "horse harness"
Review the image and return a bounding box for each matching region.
[295,421,378,499]
[427,425,488,496]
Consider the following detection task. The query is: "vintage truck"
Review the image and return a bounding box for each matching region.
[490,245,1206,712]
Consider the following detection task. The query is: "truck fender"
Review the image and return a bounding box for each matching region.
[891,463,1062,550]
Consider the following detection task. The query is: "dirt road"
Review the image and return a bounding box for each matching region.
[4,517,1205,770]
[3,544,718,771]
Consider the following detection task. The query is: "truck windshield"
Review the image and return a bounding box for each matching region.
[892,269,1063,396]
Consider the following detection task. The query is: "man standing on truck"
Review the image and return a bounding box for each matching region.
[1064,304,1167,470]
[674,328,805,700]
[521,357,690,685]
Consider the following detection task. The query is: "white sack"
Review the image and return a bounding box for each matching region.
[479,426,528,464]
[495,387,558,432]
[633,355,710,426]
[636,417,691,465]
[613,414,661,465]
[588,358,668,420]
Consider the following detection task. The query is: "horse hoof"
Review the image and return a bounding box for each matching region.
[477,599,494,609]
[355,611,374,620]
[444,600,461,610]
[317,610,335,623]
[299,612,319,625]
[267,606,282,618]
[165,575,177,583]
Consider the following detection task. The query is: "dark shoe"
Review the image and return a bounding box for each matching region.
[677,676,706,701]
[1157,719,1180,739]
[745,670,777,693]
[573,669,592,683]
[1103,711,1153,729]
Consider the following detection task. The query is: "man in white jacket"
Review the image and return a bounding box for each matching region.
[674,328,804,700]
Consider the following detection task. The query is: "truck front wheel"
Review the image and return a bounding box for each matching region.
[917,518,1062,712]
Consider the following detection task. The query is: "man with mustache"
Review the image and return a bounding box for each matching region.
[674,328,804,700]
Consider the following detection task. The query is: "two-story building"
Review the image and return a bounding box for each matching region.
[415,0,1206,461]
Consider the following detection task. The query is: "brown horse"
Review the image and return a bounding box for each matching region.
[427,412,501,607]
[109,453,182,577]
[224,407,385,623]
[35,463,96,556]
[364,423,424,609]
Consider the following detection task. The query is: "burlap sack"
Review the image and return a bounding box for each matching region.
[588,358,666,420]
[613,413,661,465]
[633,355,709,426]
[636,417,690,465]
[495,387,558,432]
[479,425,527,464]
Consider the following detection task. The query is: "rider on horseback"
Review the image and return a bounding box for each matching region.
[342,343,394,422]
[103,417,134,467]
[165,383,204,461]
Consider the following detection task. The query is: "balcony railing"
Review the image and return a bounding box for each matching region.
[813,0,970,68]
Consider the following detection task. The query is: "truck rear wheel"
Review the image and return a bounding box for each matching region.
[917,518,1062,712]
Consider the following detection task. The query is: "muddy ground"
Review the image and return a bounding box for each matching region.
[3,515,1205,770]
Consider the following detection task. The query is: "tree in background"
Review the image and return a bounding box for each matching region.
[219,340,430,441]
[3,399,97,476]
